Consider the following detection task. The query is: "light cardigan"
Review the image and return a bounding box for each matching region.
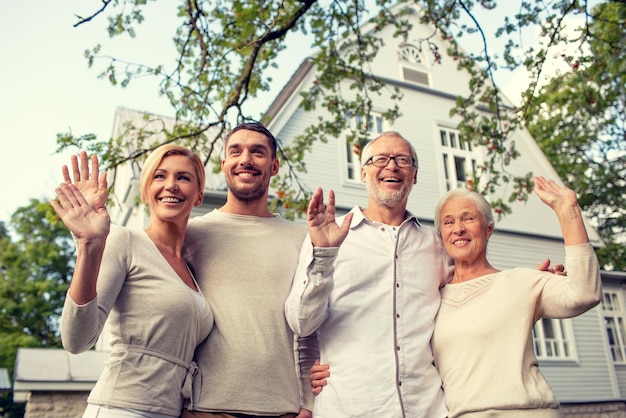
[183,209,317,415]
[61,225,214,417]
[432,243,601,418]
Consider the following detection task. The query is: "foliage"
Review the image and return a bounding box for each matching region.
[524,1,625,271]
[61,1,623,222]
[0,200,75,415]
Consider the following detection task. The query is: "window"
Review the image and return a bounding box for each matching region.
[399,45,429,86]
[400,45,422,64]
[602,290,626,363]
[345,112,386,182]
[533,318,575,360]
[439,127,476,190]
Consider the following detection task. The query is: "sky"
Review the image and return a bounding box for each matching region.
[0,2,179,223]
[0,2,547,225]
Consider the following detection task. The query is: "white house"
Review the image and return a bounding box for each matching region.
[13,3,626,417]
[259,3,624,416]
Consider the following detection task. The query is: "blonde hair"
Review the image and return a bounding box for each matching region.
[140,144,206,202]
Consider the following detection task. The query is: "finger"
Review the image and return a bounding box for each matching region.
[53,186,75,213]
[340,212,353,233]
[534,258,550,271]
[59,183,83,207]
[71,184,91,207]
[326,189,336,216]
[55,184,71,203]
[315,187,325,213]
[70,154,81,183]
[79,151,90,181]
[98,172,108,191]
[49,199,64,217]
[90,154,100,183]
[310,377,327,388]
[62,165,71,184]
[307,188,324,220]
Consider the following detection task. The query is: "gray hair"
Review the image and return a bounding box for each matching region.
[434,188,494,232]
[360,131,419,169]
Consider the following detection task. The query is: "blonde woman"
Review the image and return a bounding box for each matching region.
[51,145,213,418]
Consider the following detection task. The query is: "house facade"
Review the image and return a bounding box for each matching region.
[12,4,626,417]
[259,3,625,416]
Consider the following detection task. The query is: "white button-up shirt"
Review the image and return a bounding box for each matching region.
[286,206,452,418]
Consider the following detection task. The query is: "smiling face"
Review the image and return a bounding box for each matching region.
[361,134,417,208]
[439,197,493,265]
[145,154,203,223]
[221,128,279,203]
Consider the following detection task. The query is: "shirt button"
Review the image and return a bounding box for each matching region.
[398,381,402,386]
[396,345,401,351]
[396,314,400,318]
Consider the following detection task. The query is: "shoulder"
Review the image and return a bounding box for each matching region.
[107,224,132,245]
[107,225,153,253]
[497,268,548,287]
[188,209,218,225]
[186,210,219,237]
[270,216,307,239]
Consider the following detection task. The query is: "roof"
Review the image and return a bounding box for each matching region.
[263,58,314,123]
[13,348,108,402]
[0,368,10,393]
[601,270,626,285]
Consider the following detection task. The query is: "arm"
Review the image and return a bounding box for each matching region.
[285,242,338,337]
[533,176,602,317]
[285,188,352,337]
[50,183,110,304]
[295,333,320,416]
[51,183,125,353]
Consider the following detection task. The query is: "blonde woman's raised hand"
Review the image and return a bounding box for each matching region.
[50,183,110,244]
[62,151,108,208]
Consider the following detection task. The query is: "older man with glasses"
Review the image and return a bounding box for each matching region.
[285,131,453,418]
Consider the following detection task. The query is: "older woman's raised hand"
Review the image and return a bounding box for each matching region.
[533,176,589,246]
[533,176,578,210]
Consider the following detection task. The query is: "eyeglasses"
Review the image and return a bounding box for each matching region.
[364,154,416,168]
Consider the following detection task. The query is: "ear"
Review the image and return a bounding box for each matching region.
[412,169,417,184]
[270,157,279,177]
[195,191,204,207]
[486,223,494,240]
[220,159,226,172]
[361,166,367,183]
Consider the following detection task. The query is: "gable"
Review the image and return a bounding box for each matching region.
[263,5,602,246]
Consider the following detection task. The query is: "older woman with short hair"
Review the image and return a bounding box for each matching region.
[431,176,602,417]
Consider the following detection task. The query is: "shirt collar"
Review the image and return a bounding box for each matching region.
[348,205,421,229]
